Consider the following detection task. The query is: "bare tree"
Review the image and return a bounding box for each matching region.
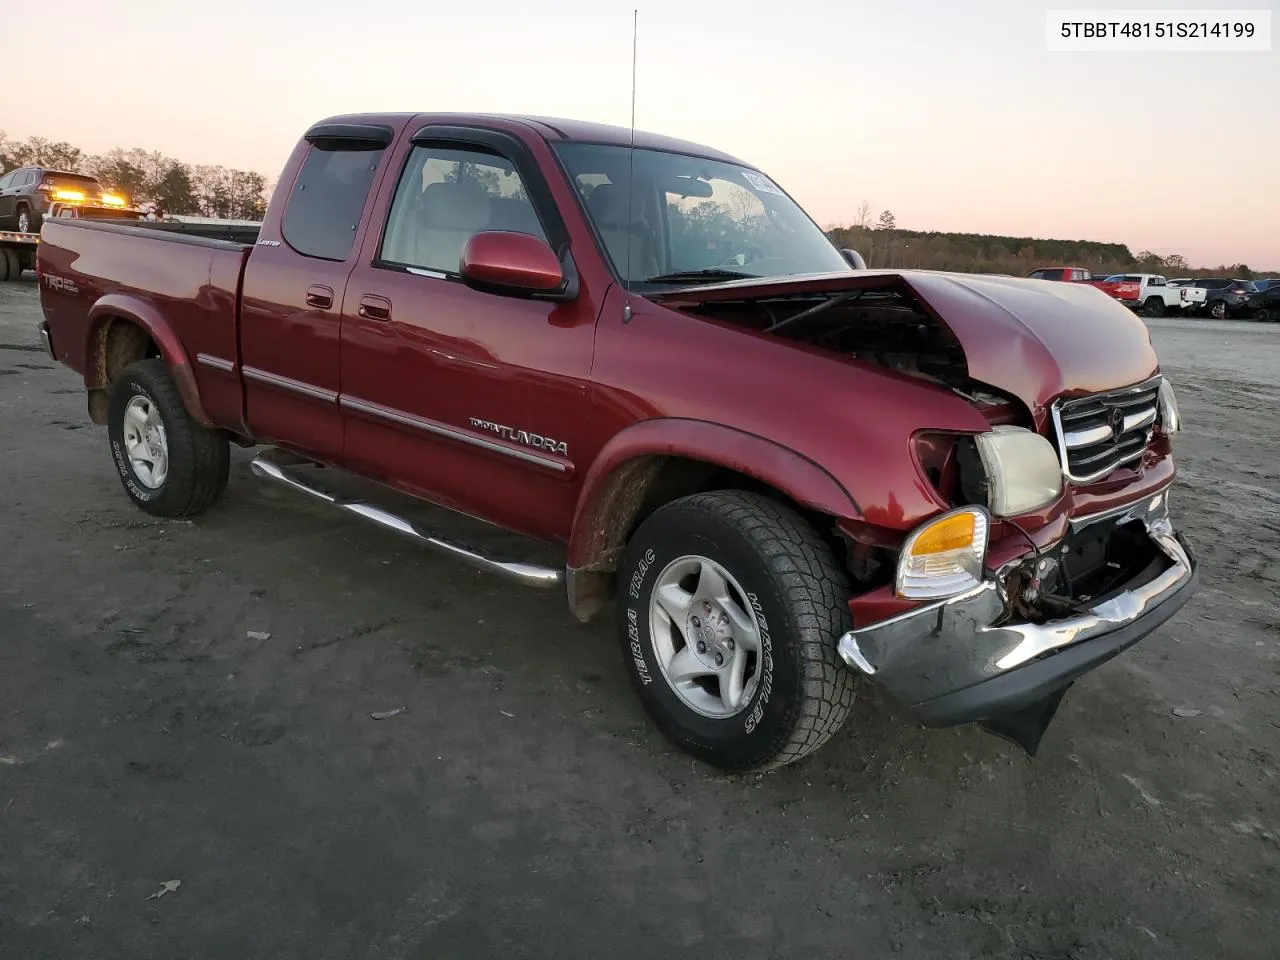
[854,200,872,229]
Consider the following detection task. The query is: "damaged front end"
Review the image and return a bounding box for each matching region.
[654,269,1195,754]
[836,492,1198,755]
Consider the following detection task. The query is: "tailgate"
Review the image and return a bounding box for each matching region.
[1108,282,1140,302]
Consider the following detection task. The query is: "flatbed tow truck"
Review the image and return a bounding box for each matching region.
[0,229,37,281]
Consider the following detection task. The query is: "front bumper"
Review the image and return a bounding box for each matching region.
[836,493,1198,726]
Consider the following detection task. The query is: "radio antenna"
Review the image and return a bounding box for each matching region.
[622,8,638,323]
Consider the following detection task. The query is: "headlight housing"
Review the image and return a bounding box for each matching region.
[1158,378,1180,435]
[896,507,989,600]
[972,426,1064,517]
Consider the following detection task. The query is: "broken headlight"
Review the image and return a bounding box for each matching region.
[972,426,1064,517]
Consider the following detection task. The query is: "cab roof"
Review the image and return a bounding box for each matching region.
[314,112,750,167]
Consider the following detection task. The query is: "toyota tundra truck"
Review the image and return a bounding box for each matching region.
[35,113,1198,771]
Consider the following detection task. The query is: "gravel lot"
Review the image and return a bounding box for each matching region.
[1,275,1277,959]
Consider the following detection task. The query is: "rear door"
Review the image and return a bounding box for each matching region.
[338,123,600,542]
[238,124,395,462]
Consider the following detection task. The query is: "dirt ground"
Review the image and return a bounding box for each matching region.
[1,275,1276,959]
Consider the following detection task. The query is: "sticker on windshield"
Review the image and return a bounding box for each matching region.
[741,170,785,196]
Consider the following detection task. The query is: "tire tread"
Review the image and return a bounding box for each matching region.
[631,490,857,771]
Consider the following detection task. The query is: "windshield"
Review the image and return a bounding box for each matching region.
[553,143,849,285]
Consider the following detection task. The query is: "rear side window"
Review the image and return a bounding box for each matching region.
[1035,268,1064,280]
[282,143,385,261]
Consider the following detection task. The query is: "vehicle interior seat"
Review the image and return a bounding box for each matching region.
[585,184,658,282]
[408,180,492,272]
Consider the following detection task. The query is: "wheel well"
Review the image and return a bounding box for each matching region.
[566,454,851,622]
[86,317,161,424]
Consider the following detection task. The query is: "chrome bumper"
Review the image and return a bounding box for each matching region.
[836,494,1198,725]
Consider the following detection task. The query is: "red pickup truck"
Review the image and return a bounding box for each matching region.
[36,113,1198,771]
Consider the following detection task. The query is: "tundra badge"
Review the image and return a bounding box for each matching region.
[469,417,568,457]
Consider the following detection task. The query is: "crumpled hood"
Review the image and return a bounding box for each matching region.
[655,270,1161,418]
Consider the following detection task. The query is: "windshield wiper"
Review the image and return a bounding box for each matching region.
[642,268,757,284]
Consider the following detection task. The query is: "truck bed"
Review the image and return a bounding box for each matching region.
[37,218,253,425]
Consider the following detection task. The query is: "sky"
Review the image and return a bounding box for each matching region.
[3,0,1276,268]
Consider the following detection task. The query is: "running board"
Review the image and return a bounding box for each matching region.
[250,454,564,590]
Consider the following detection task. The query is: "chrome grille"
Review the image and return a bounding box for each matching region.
[1051,377,1161,484]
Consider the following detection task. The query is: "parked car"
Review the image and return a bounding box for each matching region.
[1252,278,1278,292]
[1104,274,1183,316]
[1027,266,1093,281]
[1027,266,1142,306]
[1167,278,1207,312]
[1190,278,1258,319]
[0,167,133,233]
[1245,283,1280,322]
[35,111,1198,770]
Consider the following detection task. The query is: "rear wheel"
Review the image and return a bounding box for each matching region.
[106,359,230,517]
[0,248,14,282]
[1142,297,1164,318]
[617,490,857,772]
[16,207,35,234]
[1210,300,1228,320]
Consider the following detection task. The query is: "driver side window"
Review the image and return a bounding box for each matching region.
[379,145,546,275]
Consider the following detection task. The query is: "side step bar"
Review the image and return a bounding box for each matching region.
[250,454,564,590]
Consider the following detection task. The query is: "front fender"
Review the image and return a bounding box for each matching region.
[567,417,861,571]
[85,293,211,426]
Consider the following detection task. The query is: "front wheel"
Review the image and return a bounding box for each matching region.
[617,490,856,772]
[107,359,230,517]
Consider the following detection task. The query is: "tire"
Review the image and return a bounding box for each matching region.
[1142,297,1164,318]
[1209,300,1227,320]
[106,359,230,517]
[1253,308,1273,323]
[0,248,11,282]
[16,206,36,234]
[5,248,23,279]
[617,490,856,772]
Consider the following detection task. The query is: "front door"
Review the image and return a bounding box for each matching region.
[339,126,601,542]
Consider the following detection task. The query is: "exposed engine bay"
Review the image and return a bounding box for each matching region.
[672,285,971,389]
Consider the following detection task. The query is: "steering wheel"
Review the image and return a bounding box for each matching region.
[720,242,767,267]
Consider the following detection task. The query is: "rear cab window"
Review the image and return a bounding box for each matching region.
[282,138,388,261]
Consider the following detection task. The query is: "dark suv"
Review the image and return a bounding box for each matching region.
[1192,278,1258,319]
[1246,283,1280,322]
[0,167,126,234]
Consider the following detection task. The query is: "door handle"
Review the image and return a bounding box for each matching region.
[358,295,392,321]
[305,285,334,309]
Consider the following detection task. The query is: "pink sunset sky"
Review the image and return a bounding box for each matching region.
[4,0,1275,268]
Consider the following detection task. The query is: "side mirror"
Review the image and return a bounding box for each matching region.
[460,231,570,299]
[841,248,867,270]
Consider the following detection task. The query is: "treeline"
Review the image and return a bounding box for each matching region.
[0,132,269,221]
[827,219,1270,279]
